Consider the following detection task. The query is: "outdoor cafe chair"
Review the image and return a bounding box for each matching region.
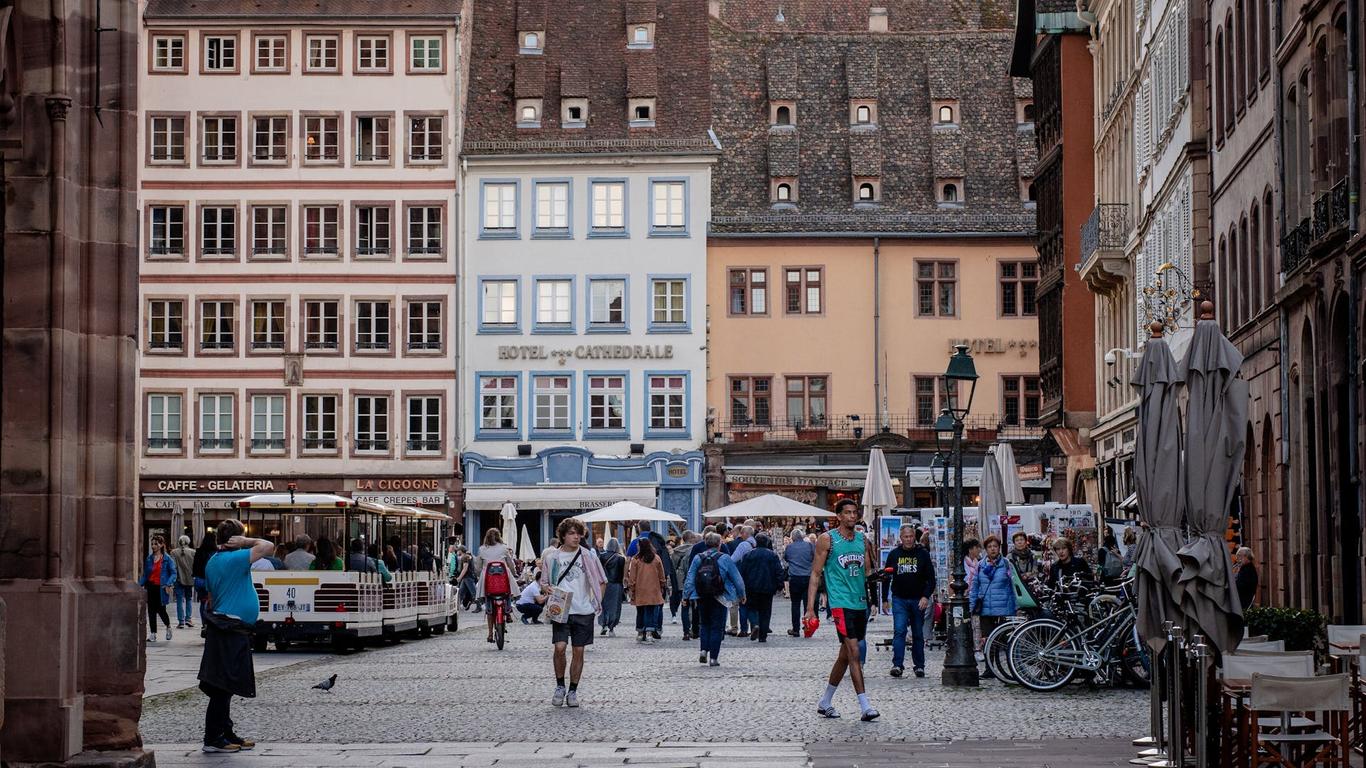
[1249,673,1350,768]
[1244,634,1270,643]
[1325,626,1366,753]
[1239,640,1288,653]
[1219,652,1316,768]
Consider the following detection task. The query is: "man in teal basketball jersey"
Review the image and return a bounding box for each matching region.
[805,498,881,721]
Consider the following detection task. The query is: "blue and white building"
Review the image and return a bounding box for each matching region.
[457,0,716,545]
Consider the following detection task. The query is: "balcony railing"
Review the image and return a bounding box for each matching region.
[303,437,337,450]
[199,437,234,451]
[356,438,390,452]
[707,413,1045,444]
[1281,217,1311,275]
[1310,178,1350,243]
[406,439,441,452]
[147,437,183,451]
[304,338,339,351]
[250,438,285,451]
[1080,203,1129,265]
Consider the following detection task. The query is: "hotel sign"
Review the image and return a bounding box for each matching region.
[498,344,674,365]
[948,338,1039,357]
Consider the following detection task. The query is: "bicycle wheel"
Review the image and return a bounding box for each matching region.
[1118,623,1151,687]
[494,605,506,650]
[984,619,1022,685]
[1008,618,1080,692]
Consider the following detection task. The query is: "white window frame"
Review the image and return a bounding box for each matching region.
[355,115,391,163]
[302,394,338,451]
[408,115,444,162]
[406,300,442,351]
[200,116,237,163]
[589,279,626,328]
[587,374,626,432]
[650,278,687,327]
[146,394,183,452]
[648,375,687,433]
[535,279,572,329]
[479,376,518,433]
[591,181,626,233]
[407,205,442,257]
[356,205,392,258]
[303,299,340,350]
[152,35,185,71]
[254,34,287,72]
[149,205,185,257]
[356,35,390,72]
[203,35,237,72]
[533,375,572,433]
[481,280,518,329]
[482,182,518,234]
[250,205,287,258]
[149,116,186,163]
[250,394,286,452]
[355,300,391,351]
[354,395,390,453]
[250,300,286,350]
[303,205,340,257]
[147,299,184,350]
[534,181,570,233]
[650,180,686,233]
[200,205,236,258]
[406,396,441,454]
[251,115,288,163]
[303,115,340,162]
[200,300,235,350]
[199,394,234,452]
[409,35,443,71]
[305,34,340,73]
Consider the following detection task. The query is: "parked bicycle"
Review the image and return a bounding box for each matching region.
[1005,577,1150,691]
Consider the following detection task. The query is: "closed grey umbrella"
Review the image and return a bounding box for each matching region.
[1176,311,1248,654]
[1130,323,1186,652]
[978,449,1008,543]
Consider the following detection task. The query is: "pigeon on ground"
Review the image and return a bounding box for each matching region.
[312,674,337,692]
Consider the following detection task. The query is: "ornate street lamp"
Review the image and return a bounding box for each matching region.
[941,344,979,687]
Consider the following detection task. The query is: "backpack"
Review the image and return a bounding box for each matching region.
[484,560,511,596]
[1100,548,1123,580]
[695,552,725,598]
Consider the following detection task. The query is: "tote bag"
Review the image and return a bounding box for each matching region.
[545,549,582,624]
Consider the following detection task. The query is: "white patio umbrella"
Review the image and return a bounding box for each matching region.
[861,446,898,527]
[500,502,518,549]
[993,443,1026,505]
[573,500,686,524]
[703,493,835,519]
[518,524,536,562]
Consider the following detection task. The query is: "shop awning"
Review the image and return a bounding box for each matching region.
[905,467,1053,489]
[463,485,658,511]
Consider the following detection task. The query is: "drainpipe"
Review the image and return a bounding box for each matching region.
[1344,0,1362,606]
[872,237,883,430]
[1271,0,1293,559]
[46,0,70,582]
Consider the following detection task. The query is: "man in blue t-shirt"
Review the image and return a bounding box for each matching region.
[200,519,274,753]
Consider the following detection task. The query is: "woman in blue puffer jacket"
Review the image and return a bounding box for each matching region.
[969,535,1017,677]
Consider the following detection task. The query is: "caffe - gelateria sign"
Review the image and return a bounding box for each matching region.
[498,344,673,365]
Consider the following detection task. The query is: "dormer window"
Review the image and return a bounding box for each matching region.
[771,177,798,204]
[562,98,588,128]
[933,100,960,126]
[520,31,544,54]
[1018,99,1035,124]
[937,178,965,205]
[628,23,655,48]
[629,98,656,127]
[770,100,797,127]
[850,100,877,126]
[516,98,543,128]
[853,178,881,203]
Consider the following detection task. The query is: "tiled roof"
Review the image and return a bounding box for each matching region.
[709,14,1037,235]
[712,0,1018,33]
[143,0,459,20]
[463,0,713,156]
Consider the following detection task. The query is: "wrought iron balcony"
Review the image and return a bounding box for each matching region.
[406,439,441,452]
[303,438,337,450]
[250,438,285,451]
[147,437,183,451]
[1281,217,1311,275]
[1310,178,1350,243]
[199,437,234,451]
[707,413,1045,444]
[356,438,390,452]
[1080,203,1129,264]
[304,338,339,351]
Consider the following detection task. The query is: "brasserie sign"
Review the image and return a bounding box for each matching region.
[498,344,674,365]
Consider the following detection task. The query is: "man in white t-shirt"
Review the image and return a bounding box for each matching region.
[538,519,607,708]
[516,580,546,624]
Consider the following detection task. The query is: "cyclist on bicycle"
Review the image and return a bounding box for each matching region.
[476,528,518,644]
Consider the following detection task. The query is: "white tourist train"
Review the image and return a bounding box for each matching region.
[230,493,457,651]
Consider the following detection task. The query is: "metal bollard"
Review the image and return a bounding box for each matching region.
[1150,623,1186,768]
[1134,623,1173,764]
[1190,635,1209,768]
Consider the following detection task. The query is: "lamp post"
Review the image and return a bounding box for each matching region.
[940,344,979,687]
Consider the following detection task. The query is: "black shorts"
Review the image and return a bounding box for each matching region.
[551,613,595,647]
[830,607,868,641]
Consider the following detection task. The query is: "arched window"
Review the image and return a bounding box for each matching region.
[1224,18,1236,128]
[855,105,871,123]
[937,105,954,123]
[1214,31,1226,139]
[1243,0,1258,98]
[1218,236,1230,324]
[1234,0,1247,105]
[520,105,538,122]
[858,183,875,201]
[1027,182,1037,201]
[523,31,540,49]
[1239,214,1252,324]
[775,105,791,125]
[1258,0,1271,77]
[1228,225,1240,327]
[1263,189,1276,299]
[1023,103,1036,122]
[776,183,791,201]
[1249,204,1261,311]
[633,26,649,44]
[941,183,958,202]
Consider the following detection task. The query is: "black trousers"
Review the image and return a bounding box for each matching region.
[145,583,171,633]
[202,682,234,744]
[788,576,810,632]
[749,592,774,636]
[669,588,682,617]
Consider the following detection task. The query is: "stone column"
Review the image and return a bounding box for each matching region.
[1,1,148,763]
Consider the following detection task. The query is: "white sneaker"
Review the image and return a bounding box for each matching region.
[551,686,566,707]
[165,628,173,641]
[147,634,156,643]
[670,616,679,624]
[565,690,580,708]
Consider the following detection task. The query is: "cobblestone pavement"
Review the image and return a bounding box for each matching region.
[144,626,315,697]
[146,739,1144,767]
[141,599,1148,745]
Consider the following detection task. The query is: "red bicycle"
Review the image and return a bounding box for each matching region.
[484,561,512,651]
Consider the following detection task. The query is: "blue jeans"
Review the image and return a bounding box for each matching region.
[635,604,663,632]
[174,584,195,624]
[891,596,927,670]
[697,598,726,660]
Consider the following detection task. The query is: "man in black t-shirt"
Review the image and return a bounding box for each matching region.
[880,525,936,678]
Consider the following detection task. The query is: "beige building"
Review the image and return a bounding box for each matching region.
[136,0,464,541]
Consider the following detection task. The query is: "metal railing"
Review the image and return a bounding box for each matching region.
[250,438,285,451]
[1310,178,1350,242]
[147,437,183,451]
[199,437,234,451]
[1080,203,1129,265]
[707,413,1045,443]
[1281,216,1311,275]
[356,438,390,452]
[406,439,441,452]
[303,438,337,450]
